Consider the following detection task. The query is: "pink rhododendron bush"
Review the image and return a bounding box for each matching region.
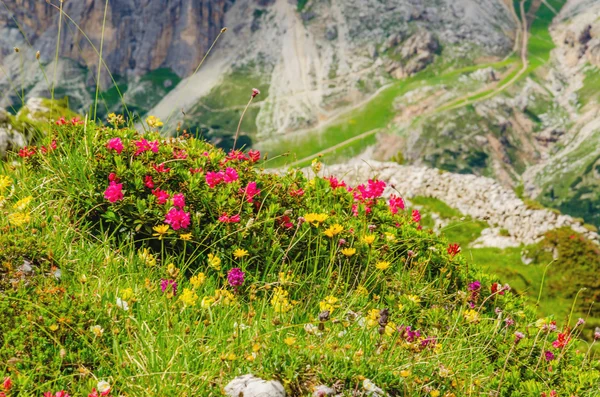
[0,119,599,396]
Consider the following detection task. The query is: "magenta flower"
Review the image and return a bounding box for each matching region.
[325,176,347,190]
[164,208,190,230]
[152,188,170,204]
[104,182,124,203]
[227,268,245,288]
[223,167,239,183]
[206,171,224,188]
[172,193,185,209]
[388,195,405,214]
[544,350,555,361]
[218,213,241,223]
[106,138,124,154]
[594,328,600,341]
[240,181,260,203]
[505,318,515,327]
[160,279,177,295]
[468,281,481,291]
[134,139,159,156]
[412,209,421,223]
[576,318,585,327]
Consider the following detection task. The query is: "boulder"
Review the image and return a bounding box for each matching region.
[224,374,286,397]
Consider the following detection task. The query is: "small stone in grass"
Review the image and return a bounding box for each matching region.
[224,374,285,397]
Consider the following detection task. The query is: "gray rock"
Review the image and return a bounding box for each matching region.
[224,374,286,397]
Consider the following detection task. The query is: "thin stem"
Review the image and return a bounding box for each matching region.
[50,0,65,121]
[233,96,254,150]
[93,0,110,121]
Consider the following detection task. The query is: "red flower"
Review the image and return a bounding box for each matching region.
[552,330,571,349]
[18,146,36,158]
[218,213,240,223]
[55,117,67,125]
[206,171,224,188]
[325,176,347,190]
[447,243,461,258]
[152,188,170,204]
[70,117,83,125]
[144,175,155,188]
[173,149,187,159]
[248,149,260,162]
[153,163,171,173]
[189,167,203,175]
[289,188,304,197]
[3,377,11,391]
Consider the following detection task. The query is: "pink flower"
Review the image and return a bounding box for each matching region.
[108,172,118,182]
[248,149,260,162]
[240,182,260,203]
[71,117,83,125]
[225,150,247,162]
[55,117,67,125]
[160,279,177,295]
[227,268,245,288]
[144,175,155,189]
[173,149,187,159]
[153,163,171,173]
[104,182,124,203]
[134,139,160,156]
[152,188,170,204]
[388,195,405,214]
[44,392,70,397]
[514,331,525,344]
[218,213,240,223]
[412,209,421,223]
[325,176,347,190]
[206,171,224,188]
[106,138,124,154]
[223,167,239,183]
[164,208,190,230]
[172,193,185,209]
[252,88,260,98]
[290,188,304,197]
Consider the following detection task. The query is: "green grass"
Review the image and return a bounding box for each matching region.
[2,121,599,395]
[411,196,462,219]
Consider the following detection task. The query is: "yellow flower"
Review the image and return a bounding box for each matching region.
[340,247,356,257]
[107,113,124,126]
[366,309,380,328]
[384,232,396,242]
[278,271,294,284]
[138,248,156,267]
[146,115,164,128]
[355,286,369,297]
[304,213,328,227]
[400,370,411,378]
[362,235,376,245]
[375,261,391,271]
[152,224,170,239]
[252,343,261,352]
[311,158,322,173]
[190,273,206,289]
[178,288,198,307]
[319,295,339,313]
[120,288,134,301]
[246,354,256,362]
[201,296,215,309]
[406,294,421,304]
[214,289,235,306]
[207,253,221,270]
[430,390,440,397]
[233,248,249,259]
[283,336,296,346]
[180,233,192,241]
[271,287,292,313]
[0,175,12,192]
[8,212,30,227]
[323,224,343,238]
[384,321,396,336]
[13,196,32,211]
[464,309,479,324]
[49,324,59,332]
[166,263,180,278]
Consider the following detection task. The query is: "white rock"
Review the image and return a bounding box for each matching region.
[224,374,286,397]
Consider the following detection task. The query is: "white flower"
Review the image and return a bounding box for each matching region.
[97,380,111,394]
[90,325,104,337]
[337,330,347,337]
[304,323,323,336]
[116,297,129,311]
[363,379,384,395]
